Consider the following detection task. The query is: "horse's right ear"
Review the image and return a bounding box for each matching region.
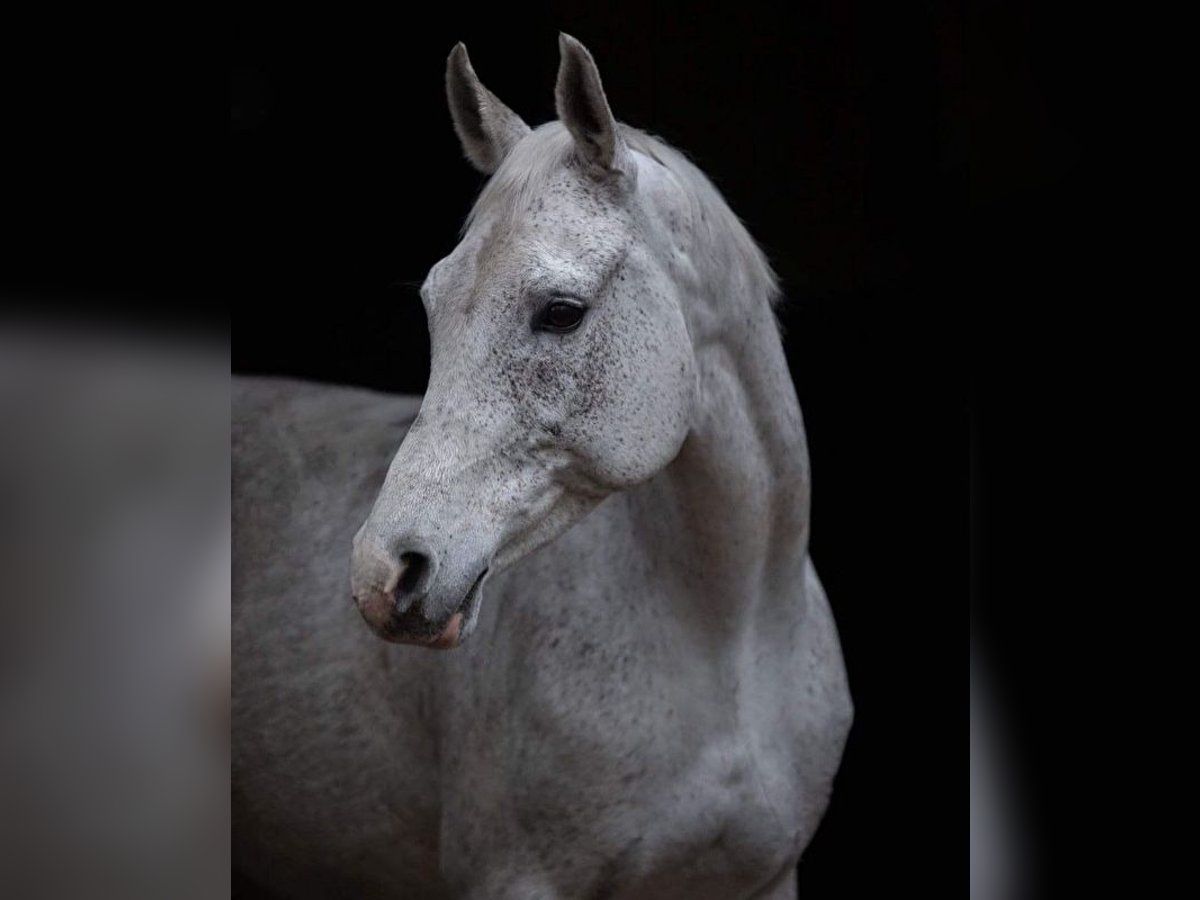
[446,43,531,174]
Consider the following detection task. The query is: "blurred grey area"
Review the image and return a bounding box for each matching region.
[0,321,228,899]
[971,656,1028,900]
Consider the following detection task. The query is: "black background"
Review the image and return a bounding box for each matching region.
[0,0,1129,893]
[229,2,965,896]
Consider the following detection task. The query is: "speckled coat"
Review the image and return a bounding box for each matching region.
[233,35,852,899]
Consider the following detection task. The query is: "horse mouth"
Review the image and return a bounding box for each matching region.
[422,567,488,650]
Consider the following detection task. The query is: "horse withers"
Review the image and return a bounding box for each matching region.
[234,35,852,899]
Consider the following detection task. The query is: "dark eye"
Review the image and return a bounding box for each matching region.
[535,299,587,334]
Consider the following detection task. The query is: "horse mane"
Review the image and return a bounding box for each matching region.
[463,122,782,311]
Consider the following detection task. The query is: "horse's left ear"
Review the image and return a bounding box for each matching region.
[446,43,531,174]
[555,34,635,181]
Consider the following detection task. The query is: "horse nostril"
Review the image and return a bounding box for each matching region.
[395,551,430,599]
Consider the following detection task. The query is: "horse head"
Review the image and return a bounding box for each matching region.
[351,36,708,647]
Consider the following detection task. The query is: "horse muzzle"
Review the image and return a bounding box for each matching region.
[350,535,489,649]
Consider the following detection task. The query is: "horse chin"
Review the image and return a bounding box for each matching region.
[373,567,488,650]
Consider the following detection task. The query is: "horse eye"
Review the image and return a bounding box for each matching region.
[535,299,587,334]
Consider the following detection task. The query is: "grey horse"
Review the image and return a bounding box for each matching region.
[233,35,852,899]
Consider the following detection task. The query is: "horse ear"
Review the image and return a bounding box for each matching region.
[555,34,634,179]
[446,43,531,174]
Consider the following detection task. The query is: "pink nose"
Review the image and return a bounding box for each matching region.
[351,544,463,647]
[355,584,399,634]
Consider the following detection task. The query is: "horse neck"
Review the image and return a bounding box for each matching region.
[626,257,812,639]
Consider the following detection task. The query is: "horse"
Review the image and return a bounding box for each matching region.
[233,34,853,899]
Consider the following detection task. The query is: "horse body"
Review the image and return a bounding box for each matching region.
[234,36,852,899]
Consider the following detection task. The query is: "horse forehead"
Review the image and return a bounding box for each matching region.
[448,220,629,292]
[496,229,629,280]
[427,176,636,305]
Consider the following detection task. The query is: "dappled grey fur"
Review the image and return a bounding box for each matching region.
[465,123,781,311]
[234,34,851,899]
